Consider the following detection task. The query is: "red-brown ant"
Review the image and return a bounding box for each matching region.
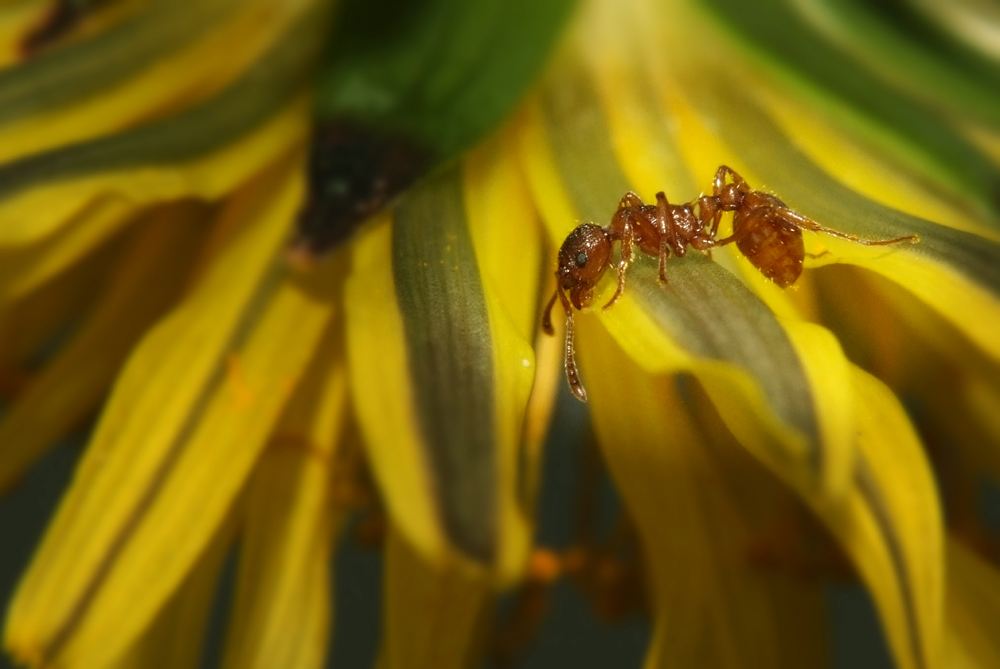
[542,165,919,402]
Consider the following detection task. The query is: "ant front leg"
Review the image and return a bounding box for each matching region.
[604,220,635,310]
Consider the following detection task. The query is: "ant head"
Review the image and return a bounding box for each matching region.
[557,224,612,310]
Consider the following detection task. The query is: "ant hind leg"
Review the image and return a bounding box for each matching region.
[779,210,919,246]
[713,165,747,194]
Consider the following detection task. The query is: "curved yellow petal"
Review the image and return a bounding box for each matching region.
[0,0,46,66]
[5,160,335,669]
[464,125,544,580]
[0,232,115,373]
[0,201,211,491]
[111,515,235,669]
[0,96,308,251]
[346,158,536,581]
[520,68,859,494]
[0,0,313,164]
[652,33,1000,368]
[577,319,830,669]
[756,79,1000,242]
[222,325,348,669]
[816,367,944,669]
[814,263,1000,482]
[344,213,446,566]
[382,527,490,669]
[945,539,1000,668]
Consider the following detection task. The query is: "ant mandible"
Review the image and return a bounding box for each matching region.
[542,165,919,402]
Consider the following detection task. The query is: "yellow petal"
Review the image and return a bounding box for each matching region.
[657,33,1000,369]
[0,201,212,491]
[0,231,117,373]
[0,195,136,301]
[223,322,348,669]
[521,81,855,491]
[577,319,830,668]
[814,265,1000,481]
[463,126,544,579]
[0,95,308,253]
[382,526,490,669]
[756,77,1000,241]
[0,0,46,66]
[945,539,1000,668]
[817,367,944,669]
[111,514,235,669]
[346,159,536,581]
[5,158,335,668]
[345,213,445,565]
[0,0,313,164]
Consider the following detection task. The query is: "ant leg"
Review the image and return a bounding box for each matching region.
[694,195,722,238]
[688,233,716,253]
[658,236,672,282]
[556,288,588,402]
[708,167,748,238]
[618,191,645,209]
[713,165,747,194]
[778,210,919,246]
[654,192,678,282]
[541,288,560,335]
[714,217,755,247]
[603,222,634,309]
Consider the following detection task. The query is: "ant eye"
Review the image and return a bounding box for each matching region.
[575,252,588,267]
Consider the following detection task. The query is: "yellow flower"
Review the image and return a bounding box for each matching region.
[0,0,998,667]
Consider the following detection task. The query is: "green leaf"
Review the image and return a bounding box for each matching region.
[315,0,577,161]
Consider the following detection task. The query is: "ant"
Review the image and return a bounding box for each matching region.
[542,165,919,402]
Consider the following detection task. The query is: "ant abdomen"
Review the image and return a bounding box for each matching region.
[733,211,805,288]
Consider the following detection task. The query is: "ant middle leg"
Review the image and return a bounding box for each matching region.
[695,194,723,238]
[707,166,749,237]
[654,192,682,283]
